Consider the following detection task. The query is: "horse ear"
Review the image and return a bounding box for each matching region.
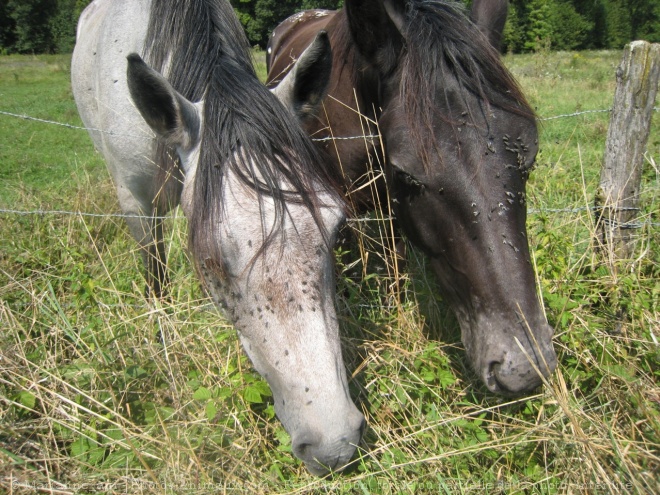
[126,53,200,151]
[469,0,508,51]
[383,0,406,33]
[272,30,333,122]
[345,0,406,74]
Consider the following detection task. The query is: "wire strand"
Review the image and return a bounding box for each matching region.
[5,107,658,139]
[1,207,658,227]
[1,108,658,228]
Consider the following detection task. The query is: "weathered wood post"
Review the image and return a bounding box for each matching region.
[595,40,660,266]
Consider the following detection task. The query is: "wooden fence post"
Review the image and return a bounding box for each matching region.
[595,40,660,265]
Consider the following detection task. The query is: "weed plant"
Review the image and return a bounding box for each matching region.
[0,50,658,494]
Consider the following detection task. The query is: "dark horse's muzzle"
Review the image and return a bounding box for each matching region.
[468,318,557,395]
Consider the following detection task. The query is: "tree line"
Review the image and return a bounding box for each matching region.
[0,0,658,55]
[503,0,660,53]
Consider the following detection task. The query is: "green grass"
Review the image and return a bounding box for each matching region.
[511,50,660,210]
[0,54,108,207]
[1,49,659,494]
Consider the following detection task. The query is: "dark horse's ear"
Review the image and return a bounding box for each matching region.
[345,0,406,74]
[469,0,508,51]
[126,53,200,152]
[273,30,333,122]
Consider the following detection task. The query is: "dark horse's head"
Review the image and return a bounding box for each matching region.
[345,0,556,394]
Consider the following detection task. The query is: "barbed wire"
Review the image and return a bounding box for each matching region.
[3,107,658,142]
[1,206,658,228]
[538,108,613,121]
[536,106,659,121]
[0,207,394,225]
[0,110,144,139]
[312,134,380,142]
[0,110,377,142]
[2,296,399,313]
[0,208,173,220]
[531,205,660,229]
[1,107,658,228]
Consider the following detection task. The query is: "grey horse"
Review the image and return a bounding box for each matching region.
[72,0,364,476]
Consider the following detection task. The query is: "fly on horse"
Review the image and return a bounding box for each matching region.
[268,0,557,395]
[72,0,365,476]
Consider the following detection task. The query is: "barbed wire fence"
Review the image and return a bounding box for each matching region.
[1,106,659,228]
[1,106,658,311]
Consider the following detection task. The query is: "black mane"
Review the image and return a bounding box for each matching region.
[402,3,533,115]
[144,0,340,274]
[334,0,535,167]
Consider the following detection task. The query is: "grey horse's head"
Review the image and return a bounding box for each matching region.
[126,32,365,476]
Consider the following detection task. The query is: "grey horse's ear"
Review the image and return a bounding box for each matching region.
[469,0,508,50]
[272,30,332,122]
[126,53,200,150]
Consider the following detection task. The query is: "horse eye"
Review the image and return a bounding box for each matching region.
[394,167,426,189]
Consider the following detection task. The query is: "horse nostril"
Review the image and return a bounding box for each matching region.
[292,433,320,460]
[344,416,366,443]
[294,442,311,457]
[293,438,315,458]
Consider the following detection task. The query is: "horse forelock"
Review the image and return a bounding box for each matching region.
[144,0,253,213]
[400,0,536,170]
[142,1,342,278]
[336,0,535,172]
[145,0,253,96]
[189,57,344,279]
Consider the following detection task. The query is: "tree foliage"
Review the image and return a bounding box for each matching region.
[505,0,660,53]
[230,0,344,47]
[0,0,658,54]
[1,0,91,54]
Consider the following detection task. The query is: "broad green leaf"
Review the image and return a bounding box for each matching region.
[205,401,218,421]
[243,386,262,404]
[17,390,36,409]
[193,386,212,401]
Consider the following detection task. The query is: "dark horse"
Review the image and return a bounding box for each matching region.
[72,0,365,476]
[268,0,557,395]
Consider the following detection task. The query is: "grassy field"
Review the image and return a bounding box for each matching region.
[1,48,659,494]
